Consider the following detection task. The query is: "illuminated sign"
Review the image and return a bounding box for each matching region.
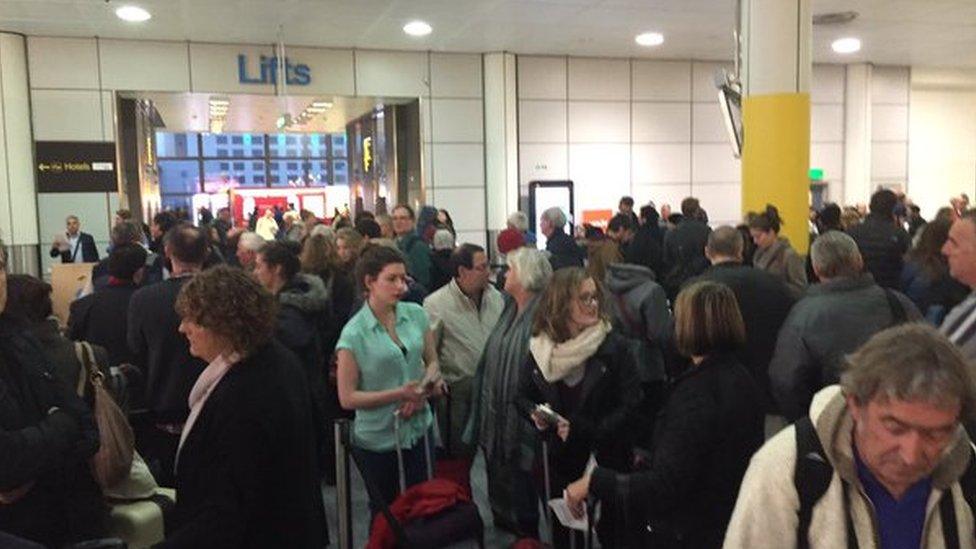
[36,141,117,193]
[363,136,373,173]
[238,54,311,86]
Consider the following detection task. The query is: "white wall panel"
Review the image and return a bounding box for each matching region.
[355,50,429,97]
[431,99,483,143]
[632,144,691,184]
[27,37,99,89]
[810,143,844,182]
[189,43,275,94]
[568,58,629,101]
[632,61,691,101]
[632,103,690,143]
[872,104,909,142]
[431,144,485,188]
[289,47,355,96]
[696,183,742,225]
[518,100,567,143]
[101,91,115,141]
[872,142,908,180]
[519,144,568,185]
[31,89,103,141]
[432,189,486,231]
[692,62,731,102]
[811,104,844,142]
[692,144,741,183]
[631,183,692,210]
[569,144,630,211]
[2,33,38,246]
[517,56,566,100]
[871,66,910,104]
[692,102,728,143]
[811,64,845,104]
[568,102,629,143]
[431,53,482,98]
[100,40,190,92]
[455,230,487,248]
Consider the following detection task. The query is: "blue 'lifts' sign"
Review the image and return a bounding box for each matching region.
[238,54,311,86]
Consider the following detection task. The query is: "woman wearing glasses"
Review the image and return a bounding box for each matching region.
[516,267,643,548]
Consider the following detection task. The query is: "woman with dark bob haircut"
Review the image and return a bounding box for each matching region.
[564,280,764,548]
[162,265,328,548]
[516,267,643,547]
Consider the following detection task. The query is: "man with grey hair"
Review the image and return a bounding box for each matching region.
[726,324,976,548]
[941,209,976,361]
[769,231,920,421]
[235,231,265,272]
[539,206,583,270]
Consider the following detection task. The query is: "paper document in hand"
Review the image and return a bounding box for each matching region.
[548,498,589,531]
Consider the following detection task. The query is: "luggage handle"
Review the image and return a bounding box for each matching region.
[344,424,411,547]
[393,409,434,496]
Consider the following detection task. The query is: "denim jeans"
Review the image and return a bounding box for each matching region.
[352,431,435,517]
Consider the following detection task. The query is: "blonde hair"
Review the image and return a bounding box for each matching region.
[674,281,745,358]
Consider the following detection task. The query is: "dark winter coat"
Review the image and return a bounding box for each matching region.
[397,232,433,289]
[589,354,764,549]
[769,273,921,421]
[545,228,585,271]
[661,219,711,300]
[900,258,970,325]
[846,214,911,289]
[626,223,665,277]
[163,341,328,548]
[0,316,107,547]
[68,281,139,366]
[690,261,796,413]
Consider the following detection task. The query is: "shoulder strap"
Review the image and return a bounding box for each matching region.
[73,342,89,397]
[794,416,837,549]
[949,447,976,548]
[941,488,960,549]
[883,288,908,326]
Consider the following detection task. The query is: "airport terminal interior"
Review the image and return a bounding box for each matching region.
[3,1,976,548]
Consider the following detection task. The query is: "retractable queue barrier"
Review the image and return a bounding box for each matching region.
[335,419,353,549]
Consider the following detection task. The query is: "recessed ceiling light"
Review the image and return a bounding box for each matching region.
[635,32,665,47]
[403,21,432,37]
[832,37,861,54]
[115,5,151,23]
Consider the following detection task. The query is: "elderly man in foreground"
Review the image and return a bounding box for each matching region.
[724,323,976,549]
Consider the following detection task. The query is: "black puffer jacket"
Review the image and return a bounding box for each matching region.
[0,316,107,547]
[545,228,585,271]
[846,215,910,289]
[589,354,764,549]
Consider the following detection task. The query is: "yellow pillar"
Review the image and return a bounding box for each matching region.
[741,0,812,253]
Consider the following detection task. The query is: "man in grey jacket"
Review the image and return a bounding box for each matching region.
[725,324,976,549]
[769,231,920,421]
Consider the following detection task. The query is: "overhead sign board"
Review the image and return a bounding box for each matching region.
[237,54,311,86]
[35,141,118,193]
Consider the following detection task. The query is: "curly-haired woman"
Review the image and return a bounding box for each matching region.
[162,265,328,548]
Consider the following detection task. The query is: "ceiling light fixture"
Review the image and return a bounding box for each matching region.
[831,37,861,54]
[115,5,152,23]
[403,21,433,37]
[635,32,665,47]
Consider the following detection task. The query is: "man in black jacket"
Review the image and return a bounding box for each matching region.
[625,206,665,277]
[847,189,910,289]
[0,243,107,547]
[69,243,147,366]
[49,215,99,263]
[540,206,584,270]
[690,226,796,414]
[662,197,711,299]
[127,224,208,486]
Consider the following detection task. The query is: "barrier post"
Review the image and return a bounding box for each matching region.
[335,419,353,549]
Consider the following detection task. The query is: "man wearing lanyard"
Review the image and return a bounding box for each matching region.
[49,215,99,263]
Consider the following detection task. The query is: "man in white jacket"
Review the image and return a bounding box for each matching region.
[724,323,976,549]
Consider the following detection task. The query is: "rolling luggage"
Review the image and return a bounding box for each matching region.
[351,411,484,549]
[433,392,473,499]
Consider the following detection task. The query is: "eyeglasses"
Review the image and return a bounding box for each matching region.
[576,293,599,307]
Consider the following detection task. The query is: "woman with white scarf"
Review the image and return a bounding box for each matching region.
[516,267,643,548]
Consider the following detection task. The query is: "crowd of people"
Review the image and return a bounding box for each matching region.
[4,186,976,548]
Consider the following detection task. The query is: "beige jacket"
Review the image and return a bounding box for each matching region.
[723,385,976,549]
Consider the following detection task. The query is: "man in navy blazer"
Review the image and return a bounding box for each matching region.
[49,215,99,263]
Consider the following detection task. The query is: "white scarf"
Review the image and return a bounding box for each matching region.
[530,321,610,385]
[176,351,241,467]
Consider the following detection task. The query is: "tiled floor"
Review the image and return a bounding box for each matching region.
[322,452,546,548]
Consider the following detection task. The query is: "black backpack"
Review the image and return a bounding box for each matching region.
[794,415,976,548]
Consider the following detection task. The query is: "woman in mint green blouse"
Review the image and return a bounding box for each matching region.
[335,244,445,515]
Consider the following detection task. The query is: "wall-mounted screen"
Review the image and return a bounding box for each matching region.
[529,180,574,250]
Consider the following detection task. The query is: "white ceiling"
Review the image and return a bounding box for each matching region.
[126,92,412,133]
[2,0,976,68]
